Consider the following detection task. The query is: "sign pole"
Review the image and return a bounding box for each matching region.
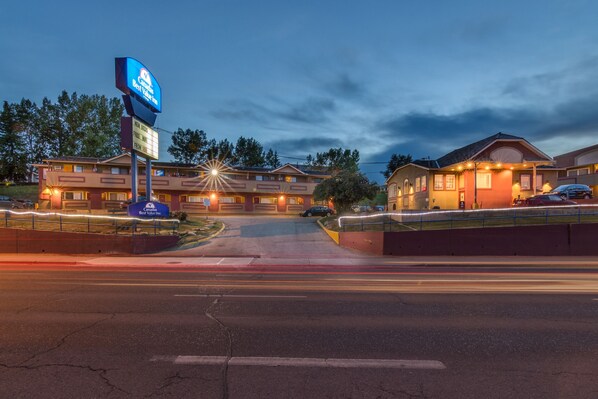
[146,158,152,200]
[131,152,138,202]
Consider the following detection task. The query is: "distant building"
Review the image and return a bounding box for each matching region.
[554,144,598,193]
[386,133,560,210]
[35,154,331,213]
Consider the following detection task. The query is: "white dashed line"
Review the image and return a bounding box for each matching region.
[174,294,307,298]
[151,355,446,370]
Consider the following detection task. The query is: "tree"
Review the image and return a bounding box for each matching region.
[206,138,235,163]
[77,94,124,157]
[313,169,378,214]
[311,148,360,174]
[168,128,209,164]
[234,136,265,167]
[14,98,45,182]
[0,101,28,182]
[265,148,281,168]
[383,153,413,179]
[35,91,123,158]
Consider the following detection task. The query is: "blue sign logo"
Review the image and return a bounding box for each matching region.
[115,57,162,113]
[127,201,170,218]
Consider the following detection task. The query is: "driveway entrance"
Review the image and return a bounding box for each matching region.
[165,215,362,258]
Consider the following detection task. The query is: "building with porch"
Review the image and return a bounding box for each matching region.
[36,154,331,214]
[554,144,598,194]
[386,133,560,210]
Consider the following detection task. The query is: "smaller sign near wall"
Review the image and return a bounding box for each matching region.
[128,201,170,218]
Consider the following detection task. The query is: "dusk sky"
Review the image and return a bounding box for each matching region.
[2,1,598,182]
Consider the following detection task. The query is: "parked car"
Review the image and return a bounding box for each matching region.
[0,195,20,209]
[13,199,34,209]
[549,184,593,199]
[523,194,577,207]
[300,206,335,217]
[373,205,385,212]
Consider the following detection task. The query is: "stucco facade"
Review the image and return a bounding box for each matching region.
[387,133,559,210]
[36,154,331,214]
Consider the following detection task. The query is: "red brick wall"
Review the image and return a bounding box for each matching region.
[0,228,179,254]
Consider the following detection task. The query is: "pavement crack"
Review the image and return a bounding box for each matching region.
[0,362,128,395]
[145,371,194,398]
[17,313,116,366]
[205,297,233,399]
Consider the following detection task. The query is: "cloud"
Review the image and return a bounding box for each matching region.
[211,96,336,125]
[323,73,366,99]
[377,91,598,159]
[265,136,345,158]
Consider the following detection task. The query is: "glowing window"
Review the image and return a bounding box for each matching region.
[476,172,492,189]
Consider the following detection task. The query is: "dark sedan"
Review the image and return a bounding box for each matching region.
[524,194,577,206]
[550,184,593,199]
[300,206,335,217]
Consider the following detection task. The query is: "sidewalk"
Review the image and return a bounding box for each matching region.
[2,253,598,268]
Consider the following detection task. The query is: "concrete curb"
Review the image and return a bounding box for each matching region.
[174,221,226,250]
[317,219,339,245]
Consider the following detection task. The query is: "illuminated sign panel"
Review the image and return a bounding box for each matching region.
[115,57,162,112]
[128,201,170,218]
[120,117,159,160]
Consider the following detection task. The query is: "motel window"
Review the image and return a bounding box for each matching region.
[287,197,304,205]
[74,165,84,173]
[62,191,87,200]
[313,178,323,183]
[256,175,263,181]
[187,195,208,203]
[434,175,444,190]
[476,172,492,189]
[445,174,456,190]
[219,197,235,204]
[53,165,63,171]
[153,169,165,176]
[105,192,127,201]
[285,176,297,183]
[111,167,128,175]
[421,176,427,192]
[259,197,277,204]
[520,174,531,190]
[415,177,421,192]
[458,174,465,189]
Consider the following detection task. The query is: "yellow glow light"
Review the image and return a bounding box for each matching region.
[211,169,218,176]
[457,166,463,170]
[497,163,502,168]
[467,162,473,168]
[279,195,285,201]
[485,166,490,170]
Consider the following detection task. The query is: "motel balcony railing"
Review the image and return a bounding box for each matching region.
[2,210,180,236]
[44,171,319,195]
[337,205,598,232]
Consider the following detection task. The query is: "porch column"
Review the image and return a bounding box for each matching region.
[532,163,536,195]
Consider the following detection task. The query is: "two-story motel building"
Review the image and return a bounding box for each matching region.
[36,154,331,214]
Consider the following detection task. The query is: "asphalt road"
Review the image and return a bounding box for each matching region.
[1,265,598,399]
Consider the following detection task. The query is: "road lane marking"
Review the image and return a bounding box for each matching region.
[151,355,445,370]
[174,294,307,298]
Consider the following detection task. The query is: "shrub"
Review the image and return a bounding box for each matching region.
[170,211,188,222]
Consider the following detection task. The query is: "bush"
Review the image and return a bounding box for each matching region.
[170,211,188,222]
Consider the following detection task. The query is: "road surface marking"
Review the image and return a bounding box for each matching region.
[174,294,307,298]
[151,355,445,370]
[593,298,598,301]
